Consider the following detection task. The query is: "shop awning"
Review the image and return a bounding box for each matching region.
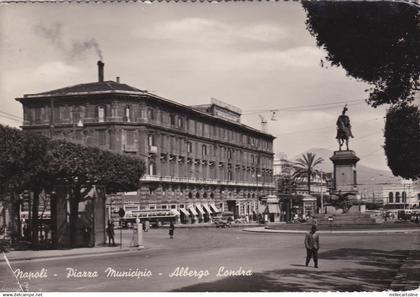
[171,209,180,216]
[203,204,213,214]
[188,206,198,216]
[210,203,221,213]
[179,208,190,217]
[267,204,280,214]
[196,205,205,215]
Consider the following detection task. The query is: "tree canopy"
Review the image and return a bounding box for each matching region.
[384,104,420,180]
[292,152,324,194]
[302,1,420,107]
[0,126,50,192]
[1,125,145,194]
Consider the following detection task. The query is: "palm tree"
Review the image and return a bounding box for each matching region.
[292,153,324,194]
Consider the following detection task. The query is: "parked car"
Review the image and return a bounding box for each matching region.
[213,212,234,228]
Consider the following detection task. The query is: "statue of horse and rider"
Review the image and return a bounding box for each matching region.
[336,105,354,151]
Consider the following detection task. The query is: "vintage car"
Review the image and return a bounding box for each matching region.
[213,212,234,228]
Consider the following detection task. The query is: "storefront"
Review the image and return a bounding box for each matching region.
[302,194,317,217]
[260,195,281,223]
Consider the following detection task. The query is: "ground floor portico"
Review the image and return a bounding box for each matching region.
[106,180,275,225]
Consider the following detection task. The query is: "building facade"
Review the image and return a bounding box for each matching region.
[16,61,275,224]
[382,179,418,210]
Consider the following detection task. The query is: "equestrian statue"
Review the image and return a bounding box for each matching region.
[336,105,354,151]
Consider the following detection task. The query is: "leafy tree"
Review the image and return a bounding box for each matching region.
[0,126,50,244]
[292,153,324,194]
[46,139,145,247]
[384,104,420,180]
[0,125,145,247]
[277,174,297,195]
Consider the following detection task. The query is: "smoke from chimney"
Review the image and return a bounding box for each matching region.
[98,61,104,82]
[34,22,104,61]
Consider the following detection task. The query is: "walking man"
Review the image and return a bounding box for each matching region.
[169,222,175,239]
[106,220,115,246]
[305,225,320,268]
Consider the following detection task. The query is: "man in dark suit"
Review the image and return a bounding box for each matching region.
[305,225,320,268]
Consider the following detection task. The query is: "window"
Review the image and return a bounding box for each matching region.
[396,192,401,203]
[402,192,407,203]
[161,205,168,210]
[61,106,70,120]
[227,149,232,160]
[73,107,81,123]
[187,142,192,153]
[148,162,156,175]
[171,205,177,209]
[149,205,156,210]
[148,134,155,147]
[98,130,106,146]
[228,170,233,181]
[388,192,394,203]
[34,108,41,122]
[125,130,135,146]
[98,106,105,122]
[170,114,176,126]
[197,122,202,136]
[177,117,183,128]
[147,109,155,120]
[202,145,207,157]
[124,106,131,122]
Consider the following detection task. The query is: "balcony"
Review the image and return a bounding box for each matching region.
[138,175,276,188]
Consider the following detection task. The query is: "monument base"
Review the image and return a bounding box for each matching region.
[315,212,375,225]
[330,150,360,196]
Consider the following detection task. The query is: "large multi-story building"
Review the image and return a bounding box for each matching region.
[16,61,275,224]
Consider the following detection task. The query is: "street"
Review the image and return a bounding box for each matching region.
[1,228,419,292]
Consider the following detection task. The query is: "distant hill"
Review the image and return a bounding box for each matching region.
[291,148,401,198]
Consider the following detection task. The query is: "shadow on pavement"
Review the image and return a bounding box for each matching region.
[173,248,412,292]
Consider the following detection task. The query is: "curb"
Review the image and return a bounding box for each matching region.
[0,247,145,263]
[242,228,420,234]
[168,224,262,229]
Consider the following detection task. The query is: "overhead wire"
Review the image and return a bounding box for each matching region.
[243,98,365,115]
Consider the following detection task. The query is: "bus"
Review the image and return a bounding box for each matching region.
[119,209,177,228]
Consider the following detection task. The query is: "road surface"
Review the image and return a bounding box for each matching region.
[1,228,418,292]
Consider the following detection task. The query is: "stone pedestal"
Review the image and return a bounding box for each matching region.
[330,150,360,196]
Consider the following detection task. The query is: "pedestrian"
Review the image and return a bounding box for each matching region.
[304,225,320,268]
[106,220,115,246]
[169,222,175,239]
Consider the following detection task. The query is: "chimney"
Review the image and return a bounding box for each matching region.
[97,60,104,82]
[116,76,120,83]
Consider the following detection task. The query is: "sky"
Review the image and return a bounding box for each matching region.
[0,2,392,171]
